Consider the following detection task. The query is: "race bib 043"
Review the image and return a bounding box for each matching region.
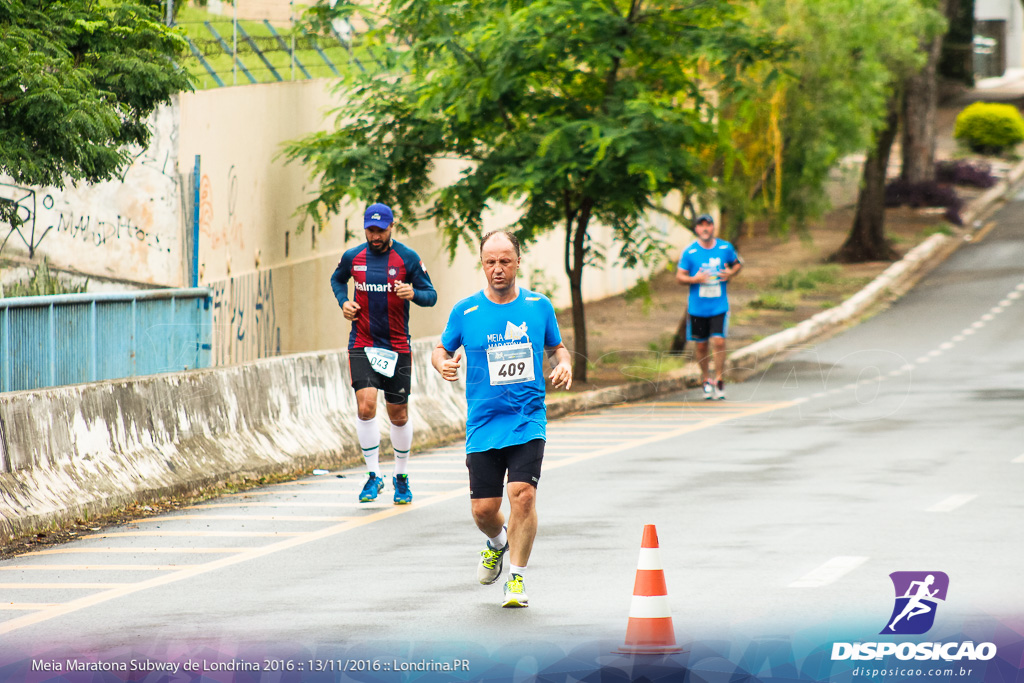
[364,347,399,378]
[486,342,535,386]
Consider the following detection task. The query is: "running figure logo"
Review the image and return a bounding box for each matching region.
[881,571,949,635]
[504,321,528,342]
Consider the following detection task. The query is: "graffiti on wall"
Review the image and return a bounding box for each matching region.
[210,269,281,365]
[1,183,174,260]
[198,165,245,254]
[0,105,182,284]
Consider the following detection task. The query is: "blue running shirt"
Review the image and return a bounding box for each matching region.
[677,239,741,317]
[440,288,563,453]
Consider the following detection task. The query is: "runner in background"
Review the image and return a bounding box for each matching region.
[331,203,437,504]
[676,213,743,400]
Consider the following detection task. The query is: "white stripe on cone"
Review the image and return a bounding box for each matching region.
[628,594,672,619]
[636,547,664,570]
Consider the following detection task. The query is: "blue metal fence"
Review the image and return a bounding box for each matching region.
[0,289,213,393]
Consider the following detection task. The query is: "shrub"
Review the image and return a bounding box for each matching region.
[2,259,88,297]
[953,102,1024,154]
[935,159,998,188]
[884,179,964,225]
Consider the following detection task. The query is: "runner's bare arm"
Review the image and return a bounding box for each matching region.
[720,258,744,281]
[432,342,462,382]
[546,343,572,389]
[675,268,709,285]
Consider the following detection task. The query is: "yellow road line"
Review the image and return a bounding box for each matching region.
[220,491,357,498]
[0,583,132,590]
[139,515,358,523]
[28,548,247,556]
[0,401,794,636]
[79,530,304,539]
[546,402,797,472]
[0,490,468,635]
[973,221,997,242]
[0,565,187,572]
[186,501,362,507]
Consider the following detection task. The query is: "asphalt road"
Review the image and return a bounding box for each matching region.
[0,191,1022,679]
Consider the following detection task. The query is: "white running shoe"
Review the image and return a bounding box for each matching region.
[502,573,528,608]
[702,380,714,400]
[477,532,508,585]
[714,380,726,400]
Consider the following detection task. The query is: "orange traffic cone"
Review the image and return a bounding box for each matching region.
[617,524,683,654]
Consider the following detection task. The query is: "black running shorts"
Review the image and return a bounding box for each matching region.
[348,348,413,405]
[466,439,545,499]
[686,312,729,342]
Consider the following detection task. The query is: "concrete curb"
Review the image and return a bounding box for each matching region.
[545,154,1024,418]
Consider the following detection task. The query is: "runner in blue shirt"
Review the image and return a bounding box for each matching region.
[432,230,572,608]
[676,213,743,400]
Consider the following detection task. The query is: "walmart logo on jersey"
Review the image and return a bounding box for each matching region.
[486,321,528,344]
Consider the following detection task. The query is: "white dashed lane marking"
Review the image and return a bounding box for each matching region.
[789,556,870,588]
[801,277,1024,402]
[926,494,977,513]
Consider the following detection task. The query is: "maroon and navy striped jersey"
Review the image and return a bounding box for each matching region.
[330,240,437,352]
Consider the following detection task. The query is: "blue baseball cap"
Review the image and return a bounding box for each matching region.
[364,203,393,229]
[695,213,714,225]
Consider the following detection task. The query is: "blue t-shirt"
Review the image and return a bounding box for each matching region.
[440,287,563,453]
[677,239,741,317]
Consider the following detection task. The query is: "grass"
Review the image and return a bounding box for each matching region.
[617,353,690,381]
[771,265,841,291]
[920,224,954,238]
[0,259,88,298]
[174,5,375,90]
[748,291,798,311]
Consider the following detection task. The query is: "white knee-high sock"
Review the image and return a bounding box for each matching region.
[356,417,380,475]
[391,422,412,476]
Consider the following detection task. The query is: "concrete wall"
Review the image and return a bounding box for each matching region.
[177,79,691,363]
[205,0,297,23]
[0,103,184,288]
[3,78,690,367]
[976,0,1024,70]
[0,338,466,542]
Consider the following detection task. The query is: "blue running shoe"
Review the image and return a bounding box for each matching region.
[359,473,384,502]
[393,474,412,505]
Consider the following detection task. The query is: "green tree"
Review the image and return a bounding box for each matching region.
[699,0,939,253]
[0,0,192,190]
[286,0,781,382]
[833,0,944,262]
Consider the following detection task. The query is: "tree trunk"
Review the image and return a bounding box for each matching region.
[832,95,901,263]
[669,315,687,355]
[901,3,949,183]
[565,199,592,383]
